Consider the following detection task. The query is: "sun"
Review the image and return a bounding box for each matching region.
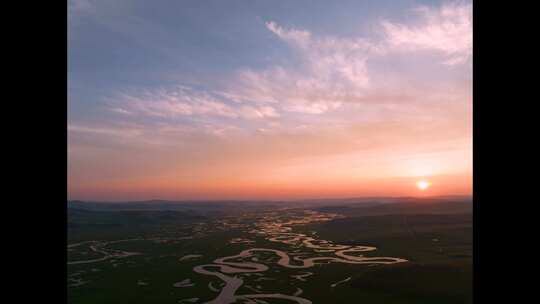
[416,180,431,191]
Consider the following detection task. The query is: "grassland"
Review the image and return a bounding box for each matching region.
[67,198,472,304]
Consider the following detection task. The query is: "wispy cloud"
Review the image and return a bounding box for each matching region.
[381,1,472,65]
[108,86,279,120]
[68,124,143,138]
[220,1,471,115]
[102,1,471,132]
[266,21,377,88]
[224,21,377,114]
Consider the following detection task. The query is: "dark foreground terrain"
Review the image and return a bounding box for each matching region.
[67,197,472,304]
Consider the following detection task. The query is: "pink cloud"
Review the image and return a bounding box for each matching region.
[106,2,471,121]
[109,86,280,120]
[381,2,472,65]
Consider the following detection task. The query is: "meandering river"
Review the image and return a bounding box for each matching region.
[68,210,407,303]
[192,210,407,304]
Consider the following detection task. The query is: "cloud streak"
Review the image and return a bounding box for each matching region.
[105,1,471,120]
[221,1,471,115]
[109,86,280,120]
[223,21,377,114]
[381,1,472,65]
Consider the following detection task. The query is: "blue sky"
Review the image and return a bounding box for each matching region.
[68,0,472,200]
[69,0,457,119]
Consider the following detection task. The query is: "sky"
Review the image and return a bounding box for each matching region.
[68,0,472,201]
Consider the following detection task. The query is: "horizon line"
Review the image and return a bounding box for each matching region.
[67,194,473,204]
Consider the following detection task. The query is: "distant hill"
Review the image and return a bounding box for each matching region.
[68,208,205,228]
[298,195,470,204]
[316,198,472,217]
[67,200,285,217]
[68,195,472,211]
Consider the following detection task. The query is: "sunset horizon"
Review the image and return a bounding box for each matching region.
[68,174,472,202]
[69,0,471,202]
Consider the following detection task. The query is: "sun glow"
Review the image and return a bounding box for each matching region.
[416,180,431,191]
